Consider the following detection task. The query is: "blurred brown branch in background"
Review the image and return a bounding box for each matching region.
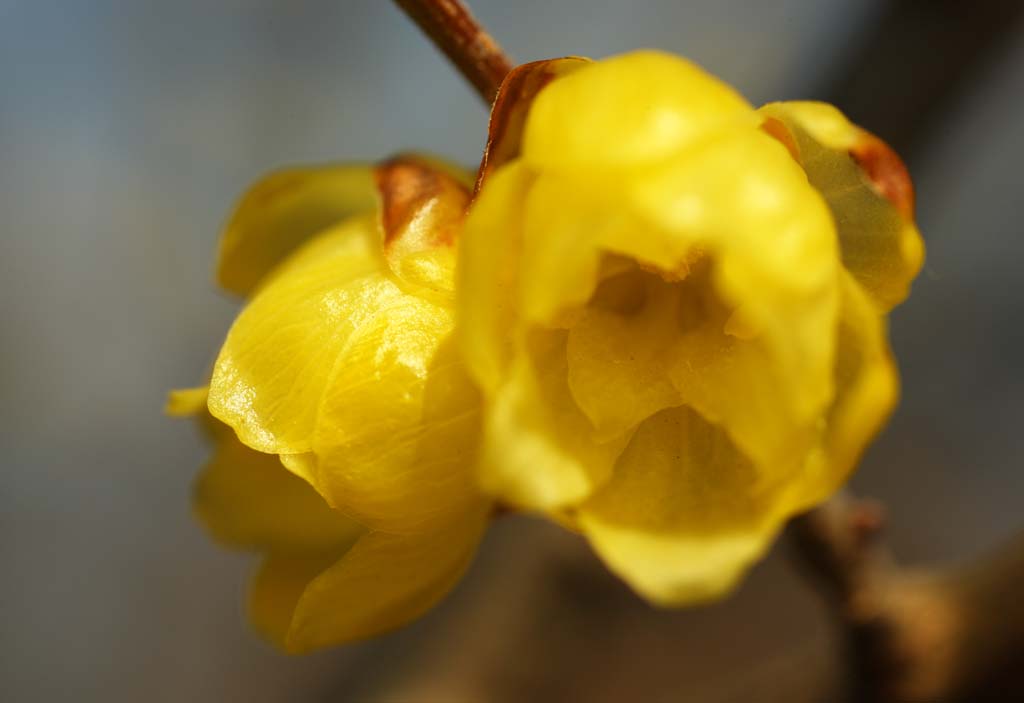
[792,494,1024,702]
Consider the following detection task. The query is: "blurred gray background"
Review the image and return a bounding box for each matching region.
[2,1,1022,701]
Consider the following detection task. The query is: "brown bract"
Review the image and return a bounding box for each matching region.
[850,131,916,219]
[474,57,590,195]
[374,155,471,254]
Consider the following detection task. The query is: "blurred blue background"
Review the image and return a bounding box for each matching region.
[2,1,1022,700]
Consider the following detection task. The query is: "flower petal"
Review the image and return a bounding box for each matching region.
[786,271,899,509]
[758,102,925,310]
[208,216,398,457]
[577,406,781,605]
[479,329,631,511]
[217,164,377,296]
[549,129,839,475]
[457,162,534,393]
[630,129,840,463]
[523,50,756,169]
[249,551,342,648]
[309,297,483,532]
[577,273,899,606]
[516,170,618,325]
[251,507,489,653]
[194,430,363,555]
[165,386,210,417]
[570,264,830,479]
[477,56,591,189]
[170,387,363,553]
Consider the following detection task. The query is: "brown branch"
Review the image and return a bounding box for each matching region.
[393,0,513,105]
[790,493,1024,702]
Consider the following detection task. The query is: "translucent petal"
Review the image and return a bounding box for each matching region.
[251,508,488,653]
[169,386,362,553]
[758,102,925,310]
[577,407,781,605]
[568,263,825,478]
[208,216,398,456]
[523,50,756,169]
[517,129,840,371]
[194,430,363,555]
[516,171,624,325]
[550,130,838,472]
[457,162,534,393]
[249,551,342,648]
[479,329,631,511]
[785,272,899,510]
[252,211,378,289]
[577,274,899,607]
[628,128,841,433]
[565,269,684,439]
[217,164,377,296]
[310,298,483,532]
[279,452,319,488]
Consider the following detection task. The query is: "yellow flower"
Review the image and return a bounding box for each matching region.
[458,51,923,604]
[174,156,490,652]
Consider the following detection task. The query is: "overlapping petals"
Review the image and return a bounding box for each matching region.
[178,155,490,651]
[175,48,923,648]
[458,50,919,604]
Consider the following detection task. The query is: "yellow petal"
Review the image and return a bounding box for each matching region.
[528,128,840,473]
[217,164,377,296]
[479,329,631,511]
[249,551,342,648]
[251,507,488,653]
[628,129,840,461]
[758,102,924,310]
[170,386,362,553]
[523,50,756,169]
[565,268,687,439]
[577,274,900,607]
[194,430,363,555]
[165,386,210,417]
[457,162,534,393]
[461,165,627,509]
[516,170,618,325]
[207,216,397,457]
[568,264,829,480]
[477,56,591,188]
[577,406,781,605]
[309,297,483,532]
[787,271,899,509]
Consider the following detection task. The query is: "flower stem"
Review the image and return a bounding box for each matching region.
[393,0,514,105]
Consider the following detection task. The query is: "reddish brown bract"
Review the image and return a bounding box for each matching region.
[374,155,471,251]
[850,131,916,220]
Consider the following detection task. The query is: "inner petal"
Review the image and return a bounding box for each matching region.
[567,256,824,478]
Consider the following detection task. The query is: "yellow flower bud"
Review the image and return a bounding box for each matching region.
[175,156,490,652]
[458,50,922,604]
